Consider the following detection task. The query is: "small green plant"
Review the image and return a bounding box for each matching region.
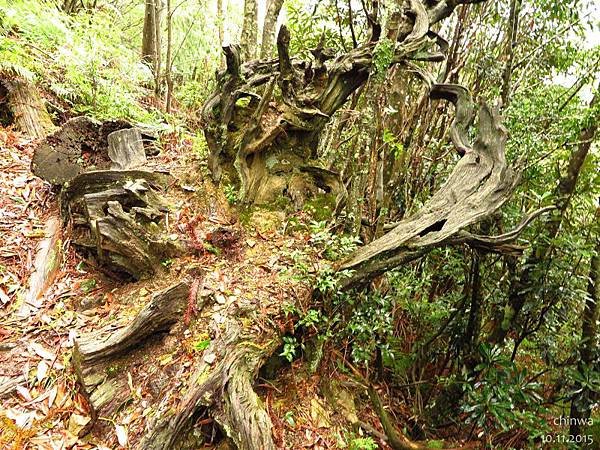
[372,38,394,79]
[80,278,97,293]
[315,267,338,294]
[348,436,378,450]
[309,221,360,260]
[298,309,322,330]
[315,267,354,295]
[344,291,395,364]
[383,129,405,160]
[280,336,299,362]
[202,242,221,255]
[283,410,296,427]
[193,339,211,352]
[224,184,238,205]
[282,302,299,317]
[161,259,173,268]
[105,365,121,377]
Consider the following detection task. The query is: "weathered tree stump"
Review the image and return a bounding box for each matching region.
[73,282,190,422]
[61,169,181,279]
[31,117,159,185]
[32,116,110,185]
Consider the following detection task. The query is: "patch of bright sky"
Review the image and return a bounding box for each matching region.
[552,0,600,101]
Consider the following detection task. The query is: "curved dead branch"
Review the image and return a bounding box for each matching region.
[339,84,520,287]
[430,83,475,155]
[448,206,557,253]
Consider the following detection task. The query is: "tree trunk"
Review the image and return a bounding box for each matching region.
[569,212,599,437]
[240,0,258,61]
[216,0,224,47]
[500,0,521,106]
[142,0,159,68]
[260,0,284,58]
[165,0,173,112]
[489,86,599,345]
[2,78,53,139]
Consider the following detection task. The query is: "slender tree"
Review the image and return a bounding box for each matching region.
[260,0,284,58]
[142,0,163,93]
[240,0,258,61]
[142,0,159,67]
[216,0,224,47]
[165,0,173,112]
[500,0,521,106]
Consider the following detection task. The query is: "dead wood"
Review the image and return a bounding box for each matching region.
[140,318,279,450]
[339,84,521,287]
[73,282,190,421]
[201,1,478,206]
[17,215,62,317]
[107,128,147,170]
[61,169,179,279]
[1,77,53,139]
[31,117,159,185]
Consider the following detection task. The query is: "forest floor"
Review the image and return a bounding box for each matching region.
[0,127,390,449]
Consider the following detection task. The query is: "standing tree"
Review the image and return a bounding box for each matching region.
[260,0,284,58]
[216,0,224,47]
[240,0,258,61]
[142,0,162,92]
[164,0,173,112]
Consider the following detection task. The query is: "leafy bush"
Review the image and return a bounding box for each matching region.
[461,344,549,441]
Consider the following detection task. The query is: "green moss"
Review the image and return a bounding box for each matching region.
[240,208,286,234]
[105,365,121,378]
[303,194,336,221]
